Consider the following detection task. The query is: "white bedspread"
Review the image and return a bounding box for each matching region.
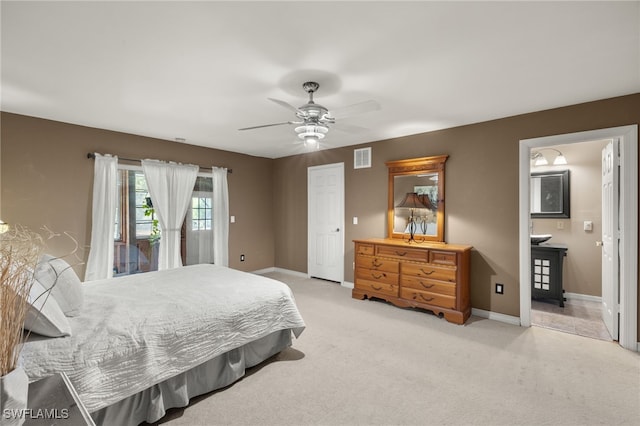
[19,264,305,412]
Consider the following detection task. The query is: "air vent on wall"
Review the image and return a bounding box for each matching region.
[354,147,372,169]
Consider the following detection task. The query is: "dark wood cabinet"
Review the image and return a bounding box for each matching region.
[531,243,568,307]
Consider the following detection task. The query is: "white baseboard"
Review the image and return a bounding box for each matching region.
[564,292,602,303]
[472,308,521,326]
[342,281,354,289]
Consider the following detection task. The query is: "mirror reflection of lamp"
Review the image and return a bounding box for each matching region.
[396,193,430,243]
[0,220,8,234]
[417,194,435,234]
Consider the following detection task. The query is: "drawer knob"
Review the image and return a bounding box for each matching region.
[372,259,383,267]
[371,272,386,280]
[395,251,407,256]
[372,284,383,291]
[419,268,435,276]
[419,281,435,289]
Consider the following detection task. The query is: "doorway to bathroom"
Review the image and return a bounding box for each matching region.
[519,126,638,351]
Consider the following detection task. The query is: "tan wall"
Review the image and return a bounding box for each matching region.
[532,141,609,297]
[273,93,640,319]
[0,112,275,276]
[2,93,639,331]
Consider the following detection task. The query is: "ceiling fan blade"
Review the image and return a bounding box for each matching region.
[238,121,294,131]
[332,121,368,133]
[329,99,381,119]
[267,98,302,114]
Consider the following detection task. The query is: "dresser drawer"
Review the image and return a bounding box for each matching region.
[402,263,456,282]
[355,243,374,256]
[400,288,456,309]
[429,250,457,266]
[355,280,399,297]
[401,276,456,296]
[356,267,399,285]
[375,245,429,262]
[355,256,399,273]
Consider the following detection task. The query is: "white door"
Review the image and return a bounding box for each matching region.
[185,191,213,265]
[308,163,344,283]
[601,140,619,340]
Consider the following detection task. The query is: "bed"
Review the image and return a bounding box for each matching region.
[19,262,306,425]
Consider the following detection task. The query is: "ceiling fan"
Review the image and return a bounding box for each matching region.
[239,81,380,149]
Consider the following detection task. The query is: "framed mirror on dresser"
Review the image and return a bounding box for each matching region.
[387,155,447,242]
[352,155,473,325]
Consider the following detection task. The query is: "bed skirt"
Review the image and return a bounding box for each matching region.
[90,329,293,426]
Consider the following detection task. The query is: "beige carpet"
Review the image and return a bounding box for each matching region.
[157,271,639,426]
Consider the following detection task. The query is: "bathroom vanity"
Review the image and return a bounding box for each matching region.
[531,243,568,307]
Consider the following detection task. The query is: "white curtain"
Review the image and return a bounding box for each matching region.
[212,167,229,267]
[85,153,118,281]
[141,160,198,270]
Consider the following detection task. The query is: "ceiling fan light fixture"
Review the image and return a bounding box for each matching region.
[303,136,320,149]
[295,124,328,143]
[239,81,377,154]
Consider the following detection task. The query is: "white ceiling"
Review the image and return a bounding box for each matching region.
[2,1,639,159]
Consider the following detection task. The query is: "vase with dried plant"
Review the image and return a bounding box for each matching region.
[0,225,44,425]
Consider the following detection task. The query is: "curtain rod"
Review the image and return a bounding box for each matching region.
[87,153,232,173]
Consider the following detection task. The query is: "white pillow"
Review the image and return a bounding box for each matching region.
[24,279,72,337]
[34,255,84,317]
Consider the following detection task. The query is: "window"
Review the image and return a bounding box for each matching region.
[113,169,161,276]
[134,172,157,240]
[113,170,215,275]
[191,196,212,231]
[184,177,214,266]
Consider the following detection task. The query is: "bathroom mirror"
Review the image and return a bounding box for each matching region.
[530,170,570,218]
[387,155,447,242]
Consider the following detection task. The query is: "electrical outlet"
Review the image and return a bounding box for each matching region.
[240,254,245,262]
[495,283,504,294]
[557,221,564,230]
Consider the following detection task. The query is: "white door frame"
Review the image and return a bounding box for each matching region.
[307,162,345,284]
[519,125,638,351]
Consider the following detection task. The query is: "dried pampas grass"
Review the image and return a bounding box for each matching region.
[0,226,44,376]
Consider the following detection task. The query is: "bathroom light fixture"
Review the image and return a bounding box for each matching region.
[396,192,431,243]
[294,124,328,149]
[531,148,567,166]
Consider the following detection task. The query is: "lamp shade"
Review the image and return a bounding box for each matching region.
[396,192,430,209]
[418,194,435,210]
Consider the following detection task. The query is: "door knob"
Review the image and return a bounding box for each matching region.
[335,228,340,232]
[596,241,603,246]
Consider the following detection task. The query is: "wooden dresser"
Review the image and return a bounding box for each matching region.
[353,238,473,324]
